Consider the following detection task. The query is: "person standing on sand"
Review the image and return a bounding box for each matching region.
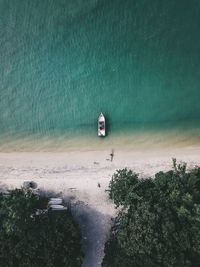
[110,149,114,162]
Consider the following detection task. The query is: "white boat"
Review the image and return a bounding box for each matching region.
[98,113,106,137]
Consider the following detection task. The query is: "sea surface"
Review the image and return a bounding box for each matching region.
[1,0,200,151]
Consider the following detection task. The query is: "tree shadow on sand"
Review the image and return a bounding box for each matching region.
[0,182,8,193]
[70,201,113,267]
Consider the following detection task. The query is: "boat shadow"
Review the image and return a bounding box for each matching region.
[105,114,111,137]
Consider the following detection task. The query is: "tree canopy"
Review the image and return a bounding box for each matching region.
[103,160,200,267]
[0,188,83,267]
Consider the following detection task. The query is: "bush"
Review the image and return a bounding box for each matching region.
[0,188,83,267]
[103,161,200,267]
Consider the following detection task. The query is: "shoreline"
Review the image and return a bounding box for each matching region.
[1,127,200,152]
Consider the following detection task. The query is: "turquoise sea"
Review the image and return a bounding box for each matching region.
[1,0,200,151]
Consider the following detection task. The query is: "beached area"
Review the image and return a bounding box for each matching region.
[1,148,200,267]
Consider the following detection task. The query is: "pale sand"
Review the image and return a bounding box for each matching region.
[1,148,200,267]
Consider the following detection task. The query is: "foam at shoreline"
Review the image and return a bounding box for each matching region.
[1,128,200,152]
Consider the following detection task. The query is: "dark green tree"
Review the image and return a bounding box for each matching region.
[0,188,83,267]
[103,161,200,267]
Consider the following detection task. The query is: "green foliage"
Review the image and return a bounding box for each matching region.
[109,168,139,207]
[0,188,83,267]
[103,161,200,267]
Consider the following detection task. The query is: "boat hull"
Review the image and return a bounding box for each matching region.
[98,113,106,137]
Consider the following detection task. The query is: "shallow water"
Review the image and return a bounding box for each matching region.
[1,0,200,150]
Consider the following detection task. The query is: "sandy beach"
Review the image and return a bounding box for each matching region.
[1,148,200,267]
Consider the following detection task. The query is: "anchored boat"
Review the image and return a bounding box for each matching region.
[98,113,106,137]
